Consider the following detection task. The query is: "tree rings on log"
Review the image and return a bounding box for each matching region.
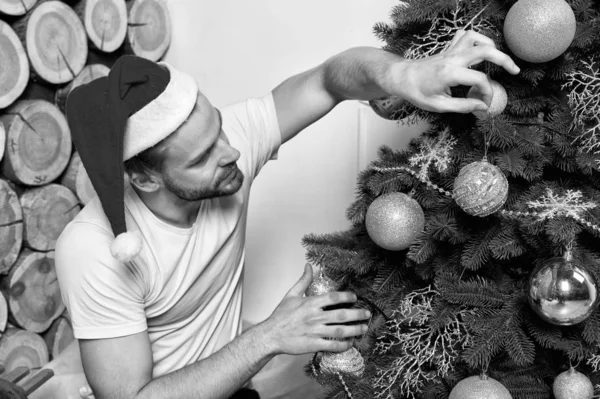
[75,0,127,53]
[126,0,171,61]
[55,63,109,113]
[2,250,65,333]
[0,179,23,274]
[0,100,72,186]
[60,151,97,205]
[14,0,88,84]
[0,0,38,16]
[20,184,80,251]
[0,20,29,109]
[0,327,49,369]
[43,317,74,359]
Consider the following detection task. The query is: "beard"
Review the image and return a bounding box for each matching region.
[163,165,245,202]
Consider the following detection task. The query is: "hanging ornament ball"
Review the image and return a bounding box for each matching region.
[467,79,508,119]
[503,0,576,63]
[449,373,512,399]
[528,257,599,326]
[306,270,338,296]
[553,367,594,399]
[365,192,425,251]
[453,160,509,217]
[369,96,408,120]
[320,347,365,377]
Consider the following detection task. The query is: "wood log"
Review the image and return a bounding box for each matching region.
[12,0,88,84]
[20,184,80,251]
[55,63,110,113]
[74,0,128,53]
[60,151,97,205]
[0,100,72,186]
[0,0,38,16]
[42,317,74,360]
[0,290,7,333]
[1,250,65,333]
[125,0,171,61]
[0,121,4,164]
[0,327,49,369]
[0,20,29,109]
[0,179,23,274]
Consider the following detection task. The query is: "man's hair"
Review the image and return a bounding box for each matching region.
[124,141,168,177]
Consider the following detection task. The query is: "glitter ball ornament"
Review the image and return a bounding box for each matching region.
[467,79,508,119]
[320,347,365,377]
[369,96,408,120]
[503,0,576,63]
[553,367,594,399]
[528,257,599,326]
[453,160,509,217]
[306,271,338,296]
[365,192,425,251]
[449,373,512,399]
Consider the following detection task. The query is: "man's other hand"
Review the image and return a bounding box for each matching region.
[258,263,371,355]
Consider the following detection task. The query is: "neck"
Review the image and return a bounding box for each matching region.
[133,186,201,228]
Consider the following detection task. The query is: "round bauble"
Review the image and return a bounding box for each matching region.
[306,271,338,296]
[453,160,509,217]
[529,257,599,326]
[320,347,365,377]
[503,0,576,63]
[369,96,408,120]
[365,192,425,251]
[449,374,512,399]
[467,79,508,118]
[553,367,594,399]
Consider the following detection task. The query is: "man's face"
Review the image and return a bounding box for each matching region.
[158,91,244,202]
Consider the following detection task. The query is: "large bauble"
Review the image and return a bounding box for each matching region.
[365,192,425,251]
[503,0,576,63]
[553,367,594,399]
[320,347,365,377]
[449,374,512,399]
[529,257,599,326]
[453,160,509,217]
[467,79,508,119]
[369,96,408,120]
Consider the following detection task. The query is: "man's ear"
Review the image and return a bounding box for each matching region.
[128,170,161,193]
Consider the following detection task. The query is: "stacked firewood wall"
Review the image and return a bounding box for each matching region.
[0,0,171,372]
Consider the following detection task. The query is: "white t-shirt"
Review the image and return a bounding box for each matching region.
[55,94,281,378]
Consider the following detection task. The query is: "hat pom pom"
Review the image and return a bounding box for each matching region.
[110,230,142,262]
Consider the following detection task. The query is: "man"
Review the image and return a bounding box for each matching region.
[54,29,520,399]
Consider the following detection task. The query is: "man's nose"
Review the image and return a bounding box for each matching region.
[218,144,241,167]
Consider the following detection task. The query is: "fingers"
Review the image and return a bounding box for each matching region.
[318,308,371,324]
[450,29,496,51]
[320,324,369,340]
[315,338,354,353]
[285,263,313,298]
[445,67,493,107]
[457,45,520,75]
[311,291,357,308]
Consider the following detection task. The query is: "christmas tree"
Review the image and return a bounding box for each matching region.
[303,1,600,398]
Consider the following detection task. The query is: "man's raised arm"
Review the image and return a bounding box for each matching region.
[273,29,521,144]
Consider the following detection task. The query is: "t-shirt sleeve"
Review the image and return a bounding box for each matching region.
[55,221,147,340]
[221,92,282,181]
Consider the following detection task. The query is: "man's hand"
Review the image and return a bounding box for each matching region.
[389,29,521,114]
[258,263,370,355]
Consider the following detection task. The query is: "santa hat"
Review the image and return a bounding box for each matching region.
[66,55,198,262]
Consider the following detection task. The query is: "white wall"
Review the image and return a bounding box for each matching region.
[164,0,425,324]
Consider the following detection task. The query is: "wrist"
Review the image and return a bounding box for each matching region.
[245,321,280,358]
